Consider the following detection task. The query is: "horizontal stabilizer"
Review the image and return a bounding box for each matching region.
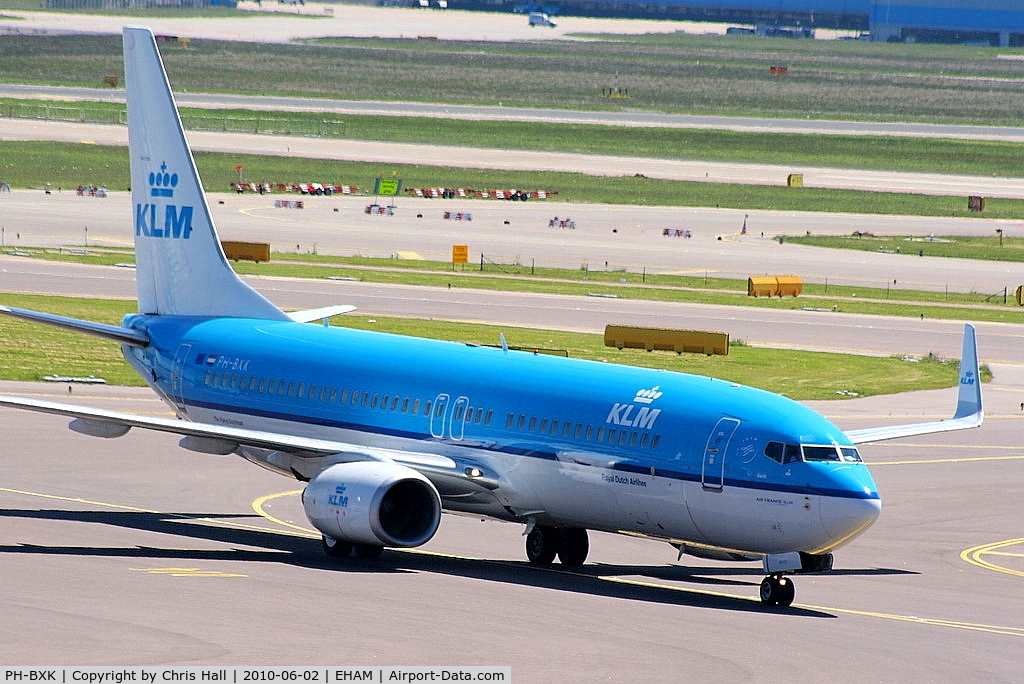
[0,305,149,347]
[845,324,983,444]
[288,305,357,323]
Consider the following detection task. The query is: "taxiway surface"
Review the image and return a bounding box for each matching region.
[0,376,1021,679]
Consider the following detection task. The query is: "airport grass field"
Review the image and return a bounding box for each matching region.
[0,17,1015,391]
[0,293,972,399]
[6,247,1022,323]
[3,141,1024,219]
[2,31,1024,124]
[4,98,1024,179]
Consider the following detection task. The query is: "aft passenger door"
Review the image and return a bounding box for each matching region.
[171,342,192,407]
[702,417,740,490]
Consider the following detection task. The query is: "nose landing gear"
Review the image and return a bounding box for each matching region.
[759,574,795,607]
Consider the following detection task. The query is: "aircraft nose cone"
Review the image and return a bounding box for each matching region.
[820,495,881,548]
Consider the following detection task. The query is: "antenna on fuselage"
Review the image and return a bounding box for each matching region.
[499,333,509,353]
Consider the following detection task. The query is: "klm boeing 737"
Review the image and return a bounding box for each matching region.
[0,27,984,607]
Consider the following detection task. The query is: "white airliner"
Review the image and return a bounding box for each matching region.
[0,27,984,607]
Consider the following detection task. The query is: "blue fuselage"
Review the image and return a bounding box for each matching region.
[123,314,881,555]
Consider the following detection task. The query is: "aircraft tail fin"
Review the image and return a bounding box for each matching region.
[123,26,288,321]
[846,323,983,444]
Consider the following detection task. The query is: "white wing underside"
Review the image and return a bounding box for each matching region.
[0,394,457,474]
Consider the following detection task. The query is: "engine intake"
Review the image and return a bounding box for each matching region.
[303,461,441,548]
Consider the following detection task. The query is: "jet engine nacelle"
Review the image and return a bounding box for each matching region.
[302,461,442,548]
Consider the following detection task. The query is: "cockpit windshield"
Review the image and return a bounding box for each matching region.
[764,441,863,464]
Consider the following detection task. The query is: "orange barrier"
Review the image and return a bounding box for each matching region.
[221,241,270,263]
[748,276,802,297]
[604,325,728,356]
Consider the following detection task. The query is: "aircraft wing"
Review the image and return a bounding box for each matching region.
[844,324,983,444]
[0,394,470,480]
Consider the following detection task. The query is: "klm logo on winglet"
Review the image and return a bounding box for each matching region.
[135,161,193,239]
[961,369,976,386]
[606,385,662,429]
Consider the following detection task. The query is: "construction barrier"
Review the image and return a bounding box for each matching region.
[221,241,270,263]
[604,325,729,356]
[274,200,304,209]
[365,203,394,215]
[231,183,360,194]
[405,188,556,200]
[748,276,803,297]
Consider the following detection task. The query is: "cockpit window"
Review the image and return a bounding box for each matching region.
[764,441,803,464]
[765,442,863,464]
[802,445,841,462]
[840,447,863,462]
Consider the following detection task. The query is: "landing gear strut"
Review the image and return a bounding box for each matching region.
[526,525,590,567]
[759,574,795,607]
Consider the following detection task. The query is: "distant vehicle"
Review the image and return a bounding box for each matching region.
[529,12,556,27]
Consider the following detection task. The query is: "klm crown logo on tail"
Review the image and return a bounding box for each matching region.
[135,161,193,240]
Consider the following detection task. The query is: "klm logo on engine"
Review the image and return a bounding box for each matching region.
[606,385,663,429]
[328,484,349,508]
[135,161,193,239]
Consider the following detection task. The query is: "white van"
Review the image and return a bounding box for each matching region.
[528,12,557,27]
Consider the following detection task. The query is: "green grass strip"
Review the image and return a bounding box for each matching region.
[8,248,1023,325]
[3,142,1024,218]
[4,33,1024,124]
[6,97,1024,179]
[783,233,1024,264]
[0,292,971,400]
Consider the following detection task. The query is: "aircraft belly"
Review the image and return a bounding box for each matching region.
[522,460,704,540]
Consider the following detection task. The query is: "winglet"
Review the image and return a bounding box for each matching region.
[952,323,982,422]
[845,323,983,444]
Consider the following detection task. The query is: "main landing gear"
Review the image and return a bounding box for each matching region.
[759,574,795,607]
[525,525,589,568]
[321,535,384,560]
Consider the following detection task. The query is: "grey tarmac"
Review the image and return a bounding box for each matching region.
[0,367,1021,678]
